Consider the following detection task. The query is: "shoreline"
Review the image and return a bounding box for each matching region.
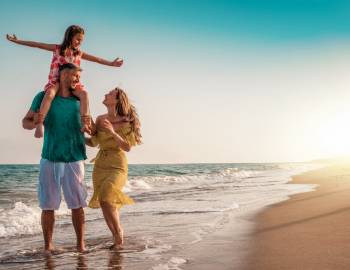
[0,163,328,270]
[244,163,350,270]
[180,164,320,270]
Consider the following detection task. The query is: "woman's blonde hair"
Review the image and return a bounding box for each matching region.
[115,87,142,144]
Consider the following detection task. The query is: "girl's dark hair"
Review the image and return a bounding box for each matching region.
[59,25,85,56]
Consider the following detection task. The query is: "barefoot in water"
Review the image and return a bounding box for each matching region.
[113,227,124,247]
[77,243,87,253]
[35,124,44,138]
[43,243,55,255]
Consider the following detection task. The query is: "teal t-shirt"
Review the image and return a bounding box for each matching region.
[30,91,87,162]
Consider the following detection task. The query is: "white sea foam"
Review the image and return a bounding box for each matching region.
[151,257,187,270]
[141,242,172,256]
[127,169,262,190]
[0,201,72,238]
[126,179,153,192]
[0,202,41,238]
[219,168,261,178]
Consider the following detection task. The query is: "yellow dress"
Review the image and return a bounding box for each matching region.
[88,124,136,209]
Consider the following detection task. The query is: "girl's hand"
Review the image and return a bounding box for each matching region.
[6,34,18,42]
[101,119,115,134]
[111,58,123,67]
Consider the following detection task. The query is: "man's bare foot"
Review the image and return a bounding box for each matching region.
[77,243,87,253]
[34,124,44,138]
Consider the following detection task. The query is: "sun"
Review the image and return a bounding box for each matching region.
[314,110,350,157]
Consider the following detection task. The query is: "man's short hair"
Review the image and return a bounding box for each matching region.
[58,63,82,75]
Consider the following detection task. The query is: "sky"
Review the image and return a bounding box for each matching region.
[1,0,350,164]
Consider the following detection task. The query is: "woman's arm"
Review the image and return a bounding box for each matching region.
[6,34,55,52]
[110,131,131,152]
[81,52,123,67]
[22,110,37,130]
[100,118,131,152]
[85,137,96,147]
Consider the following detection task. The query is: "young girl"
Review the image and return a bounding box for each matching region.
[6,25,123,138]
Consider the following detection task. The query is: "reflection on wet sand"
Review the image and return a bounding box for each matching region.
[42,250,123,270]
[108,251,123,270]
[76,254,88,270]
[44,254,55,270]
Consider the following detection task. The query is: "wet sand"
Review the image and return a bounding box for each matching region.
[245,164,350,270]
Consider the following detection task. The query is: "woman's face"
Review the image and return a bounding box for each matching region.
[103,89,117,106]
[71,33,84,49]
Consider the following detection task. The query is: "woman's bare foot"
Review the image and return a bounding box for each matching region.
[114,227,124,246]
[34,124,44,138]
[43,243,55,255]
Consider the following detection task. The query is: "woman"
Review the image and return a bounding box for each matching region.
[86,87,142,248]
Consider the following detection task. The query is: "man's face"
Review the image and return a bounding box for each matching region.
[61,69,80,89]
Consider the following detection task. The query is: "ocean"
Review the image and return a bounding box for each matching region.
[0,162,320,269]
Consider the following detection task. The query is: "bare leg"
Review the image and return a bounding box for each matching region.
[35,85,59,138]
[100,204,117,236]
[71,207,86,252]
[41,210,55,252]
[100,201,123,247]
[72,90,91,134]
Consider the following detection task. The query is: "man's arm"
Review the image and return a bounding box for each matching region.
[85,118,98,147]
[22,110,37,130]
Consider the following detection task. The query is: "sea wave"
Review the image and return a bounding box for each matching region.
[0,202,71,238]
[0,202,41,238]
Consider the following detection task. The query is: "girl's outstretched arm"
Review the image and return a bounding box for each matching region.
[81,52,123,67]
[6,34,55,52]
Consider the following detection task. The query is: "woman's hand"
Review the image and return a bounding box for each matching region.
[101,119,115,134]
[111,57,123,67]
[6,34,18,43]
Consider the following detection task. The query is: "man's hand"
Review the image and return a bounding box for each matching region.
[22,110,37,130]
[89,118,97,136]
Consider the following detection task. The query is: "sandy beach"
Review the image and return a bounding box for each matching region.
[245,163,350,270]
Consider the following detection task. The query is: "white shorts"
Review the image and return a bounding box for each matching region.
[38,159,87,210]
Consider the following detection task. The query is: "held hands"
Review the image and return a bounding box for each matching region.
[89,119,97,136]
[111,57,123,67]
[6,34,18,43]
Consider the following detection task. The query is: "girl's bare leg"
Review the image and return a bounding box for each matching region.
[100,201,124,247]
[72,90,91,134]
[35,85,59,138]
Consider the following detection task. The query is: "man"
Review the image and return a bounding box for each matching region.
[22,63,90,252]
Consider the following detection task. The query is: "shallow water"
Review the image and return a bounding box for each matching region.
[0,163,320,269]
